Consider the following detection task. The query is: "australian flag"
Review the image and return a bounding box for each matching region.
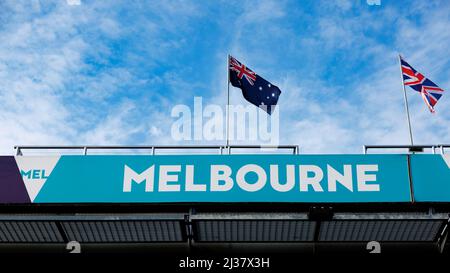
[401,56,444,113]
[229,56,281,114]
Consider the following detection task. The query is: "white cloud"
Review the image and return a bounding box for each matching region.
[81,100,143,144]
[240,0,285,24]
[150,126,162,137]
[0,0,204,154]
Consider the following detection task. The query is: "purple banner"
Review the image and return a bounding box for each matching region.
[0,157,30,203]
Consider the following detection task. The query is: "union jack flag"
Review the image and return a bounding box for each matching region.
[229,56,257,86]
[401,56,444,113]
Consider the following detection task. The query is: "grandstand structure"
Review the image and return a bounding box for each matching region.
[0,144,449,254]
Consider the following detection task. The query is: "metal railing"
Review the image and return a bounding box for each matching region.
[363,145,450,154]
[14,145,300,156]
[14,144,450,156]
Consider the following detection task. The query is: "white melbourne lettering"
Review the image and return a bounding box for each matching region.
[123,164,381,193]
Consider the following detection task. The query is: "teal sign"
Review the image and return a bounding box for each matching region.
[410,154,450,202]
[28,154,411,203]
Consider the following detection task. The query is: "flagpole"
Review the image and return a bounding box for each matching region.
[398,54,414,146]
[226,54,230,149]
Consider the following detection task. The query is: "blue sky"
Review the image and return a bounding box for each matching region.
[0,0,449,154]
